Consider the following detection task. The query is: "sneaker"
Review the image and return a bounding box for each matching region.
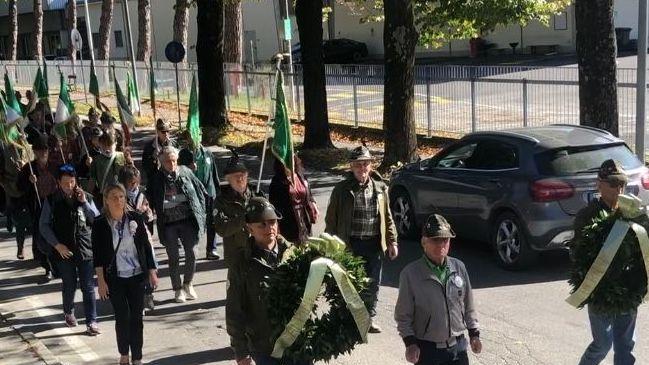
[183,283,197,301]
[174,289,186,303]
[64,313,78,327]
[86,322,101,336]
[368,322,382,334]
[206,250,220,260]
[144,294,155,311]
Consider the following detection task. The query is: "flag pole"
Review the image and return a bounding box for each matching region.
[16,124,41,208]
[256,55,283,193]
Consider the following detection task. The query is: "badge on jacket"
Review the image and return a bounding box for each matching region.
[451,275,464,288]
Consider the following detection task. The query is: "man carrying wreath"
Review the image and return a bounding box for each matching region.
[572,159,637,365]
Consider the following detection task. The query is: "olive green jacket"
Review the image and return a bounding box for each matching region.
[226,236,294,359]
[213,185,265,266]
[325,171,398,253]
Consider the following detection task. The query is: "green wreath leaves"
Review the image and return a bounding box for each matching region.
[569,211,648,314]
[264,244,372,363]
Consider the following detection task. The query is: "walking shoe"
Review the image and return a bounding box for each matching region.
[16,248,24,260]
[44,270,53,282]
[144,294,155,311]
[368,322,382,334]
[132,360,143,365]
[183,283,198,300]
[174,289,186,303]
[206,250,220,260]
[86,322,101,336]
[64,313,78,327]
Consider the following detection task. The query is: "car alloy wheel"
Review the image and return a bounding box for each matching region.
[393,196,412,235]
[495,219,521,265]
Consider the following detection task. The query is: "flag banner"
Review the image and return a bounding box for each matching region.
[127,72,141,114]
[3,72,24,125]
[0,96,21,144]
[89,58,100,99]
[114,73,135,147]
[54,72,75,138]
[271,70,294,174]
[186,73,201,149]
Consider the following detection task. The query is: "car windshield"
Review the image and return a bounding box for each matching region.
[535,143,642,176]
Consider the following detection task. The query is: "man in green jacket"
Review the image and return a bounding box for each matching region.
[226,197,306,365]
[213,153,264,268]
[325,145,398,333]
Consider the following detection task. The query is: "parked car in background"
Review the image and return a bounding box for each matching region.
[389,125,649,269]
[292,38,368,64]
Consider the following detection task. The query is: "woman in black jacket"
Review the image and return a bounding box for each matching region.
[92,183,158,365]
[268,156,319,245]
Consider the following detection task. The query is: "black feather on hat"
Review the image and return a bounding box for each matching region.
[224,149,248,175]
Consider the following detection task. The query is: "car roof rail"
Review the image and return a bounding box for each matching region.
[467,130,540,144]
[550,124,616,137]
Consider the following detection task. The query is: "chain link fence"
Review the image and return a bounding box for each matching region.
[1,60,644,148]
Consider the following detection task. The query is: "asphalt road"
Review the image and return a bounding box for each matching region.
[0,130,648,364]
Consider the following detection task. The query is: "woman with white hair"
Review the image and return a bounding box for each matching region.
[146,146,207,303]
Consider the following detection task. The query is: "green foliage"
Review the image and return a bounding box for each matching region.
[568,211,648,314]
[264,245,372,363]
[342,0,571,47]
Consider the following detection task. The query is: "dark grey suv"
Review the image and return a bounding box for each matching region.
[389,125,649,269]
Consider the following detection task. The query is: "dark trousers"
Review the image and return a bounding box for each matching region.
[161,220,199,290]
[108,274,146,360]
[205,197,218,252]
[31,209,52,273]
[252,354,313,365]
[56,257,97,323]
[7,196,30,252]
[349,237,382,317]
[416,340,470,365]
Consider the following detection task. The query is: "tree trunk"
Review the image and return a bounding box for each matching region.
[295,0,333,149]
[7,0,17,61]
[381,0,418,169]
[97,0,114,60]
[32,0,43,61]
[223,0,242,64]
[575,0,618,135]
[196,0,227,132]
[173,0,191,61]
[66,0,77,61]
[136,0,152,61]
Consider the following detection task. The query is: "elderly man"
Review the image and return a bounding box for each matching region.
[325,145,398,333]
[142,119,176,183]
[573,159,637,365]
[147,146,206,303]
[395,214,481,365]
[213,153,264,267]
[226,197,309,365]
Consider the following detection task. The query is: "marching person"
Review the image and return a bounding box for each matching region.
[325,145,398,333]
[147,146,206,303]
[93,183,158,365]
[19,135,57,280]
[269,156,318,245]
[39,164,101,335]
[226,197,310,365]
[142,119,176,183]
[573,159,637,365]
[100,112,125,152]
[394,214,481,365]
[88,131,131,208]
[214,153,264,268]
[178,139,221,260]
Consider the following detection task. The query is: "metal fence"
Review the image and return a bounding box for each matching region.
[1,60,644,148]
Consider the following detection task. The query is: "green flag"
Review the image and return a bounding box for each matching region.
[115,73,135,146]
[89,59,99,99]
[186,73,201,148]
[54,72,74,137]
[27,67,48,114]
[3,72,23,125]
[127,72,140,114]
[149,56,156,117]
[271,71,294,174]
[0,96,21,144]
[43,60,49,91]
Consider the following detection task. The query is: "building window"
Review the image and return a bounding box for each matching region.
[554,12,568,31]
[114,30,124,48]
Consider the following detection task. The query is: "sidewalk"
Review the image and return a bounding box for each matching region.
[0,314,48,365]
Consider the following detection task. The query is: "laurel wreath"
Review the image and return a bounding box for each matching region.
[264,244,371,363]
[568,211,648,314]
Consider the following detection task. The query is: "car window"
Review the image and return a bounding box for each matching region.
[535,143,642,176]
[435,143,478,168]
[464,141,519,170]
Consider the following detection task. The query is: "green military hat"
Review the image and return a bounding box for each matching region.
[598,159,627,185]
[245,197,283,223]
[349,145,375,162]
[422,214,456,238]
[224,150,248,175]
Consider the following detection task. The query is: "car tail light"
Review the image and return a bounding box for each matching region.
[642,172,649,190]
[531,179,575,202]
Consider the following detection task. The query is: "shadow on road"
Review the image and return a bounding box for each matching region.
[147,347,235,364]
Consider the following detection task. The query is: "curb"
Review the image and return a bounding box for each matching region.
[0,311,63,365]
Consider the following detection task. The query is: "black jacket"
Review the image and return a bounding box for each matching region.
[141,137,177,183]
[91,211,156,281]
[268,172,315,244]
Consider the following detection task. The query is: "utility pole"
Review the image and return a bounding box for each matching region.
[637,0,647,162]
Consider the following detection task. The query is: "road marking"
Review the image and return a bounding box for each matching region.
[24,296,100,363]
